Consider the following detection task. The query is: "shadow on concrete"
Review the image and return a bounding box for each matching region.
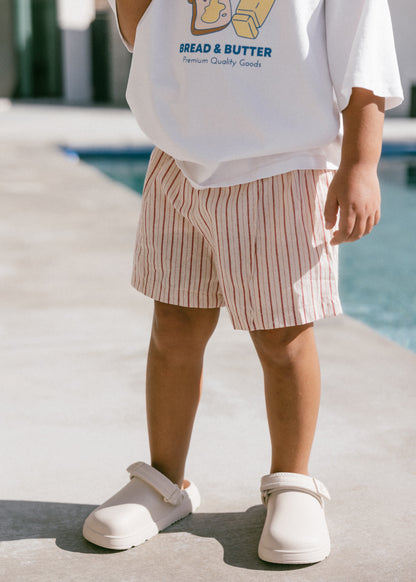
[0,500,111,554]
[0,500,312,572]
[162,505,312,572]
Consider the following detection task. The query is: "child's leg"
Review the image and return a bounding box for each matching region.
[252,322,332,564]
[82,300,218,550]
[250,322,320,476]
[146,300,220,487]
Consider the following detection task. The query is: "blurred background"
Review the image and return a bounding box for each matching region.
[0,0,130,106]
[0,0,415,115]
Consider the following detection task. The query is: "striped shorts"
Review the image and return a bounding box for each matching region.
[131,148,342,331]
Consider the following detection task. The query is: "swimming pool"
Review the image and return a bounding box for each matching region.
[68,147,416,352]
[339,155,416,352]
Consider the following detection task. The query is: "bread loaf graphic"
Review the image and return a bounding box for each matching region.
[232,0,276,39]
[189,0,232,35]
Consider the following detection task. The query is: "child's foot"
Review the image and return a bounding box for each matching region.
[83,462,200,550]
[258,472,331,564]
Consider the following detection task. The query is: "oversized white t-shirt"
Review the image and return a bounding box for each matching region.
[108,0,403,189]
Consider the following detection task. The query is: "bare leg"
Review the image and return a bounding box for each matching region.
[146,301,220,487]
[250,323,320,476]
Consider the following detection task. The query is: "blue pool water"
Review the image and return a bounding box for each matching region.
[78,149,151,194]
[339,156,416,352]
[71,148,416,352]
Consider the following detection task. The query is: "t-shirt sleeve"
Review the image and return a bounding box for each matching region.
[325,0,403,111]
[107,0,134,53]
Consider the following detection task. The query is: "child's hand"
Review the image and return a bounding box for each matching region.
[324,162,381,246]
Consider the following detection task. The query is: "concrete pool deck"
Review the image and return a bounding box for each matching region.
[1,102,416,582]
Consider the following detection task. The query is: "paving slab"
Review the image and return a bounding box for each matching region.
[1,103,415,582]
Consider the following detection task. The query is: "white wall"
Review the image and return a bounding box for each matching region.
[57,0,95,103]
[57,0,95,30]
[387,0,416,116]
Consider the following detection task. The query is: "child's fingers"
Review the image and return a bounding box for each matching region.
[364,214,376,236]
[350,213,369,241]
[331,209,377,244]
[324,192,339,230]
[330,206,357,245]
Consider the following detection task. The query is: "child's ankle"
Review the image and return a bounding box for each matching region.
[151,462,185,488]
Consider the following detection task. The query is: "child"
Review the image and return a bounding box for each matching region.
[83,0,403,564]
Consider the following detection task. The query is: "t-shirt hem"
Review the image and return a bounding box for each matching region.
[177,156,339,190]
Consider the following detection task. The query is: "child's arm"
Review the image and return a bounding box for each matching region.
[324,87,385,246]
[115,0,152,48]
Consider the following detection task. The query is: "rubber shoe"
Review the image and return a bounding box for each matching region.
[258,472,331,564]
[83,462,200,550]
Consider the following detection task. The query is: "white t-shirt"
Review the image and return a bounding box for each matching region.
[108,0,403,189]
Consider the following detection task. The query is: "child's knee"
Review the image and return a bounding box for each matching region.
[250,323,315,368]
[151,301,219,353]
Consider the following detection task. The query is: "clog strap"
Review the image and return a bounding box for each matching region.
[260,472,330,506]
[127,462,184,506]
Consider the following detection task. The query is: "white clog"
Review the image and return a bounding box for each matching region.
[258,472,331,564]
[83,462,200,550]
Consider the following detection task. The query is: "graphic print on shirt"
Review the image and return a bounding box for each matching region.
[189,0,232,35]
[188,0,276,39]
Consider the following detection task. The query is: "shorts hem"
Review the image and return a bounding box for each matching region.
[132,273,343,330]
[131,279,225,309]
[231,303,343,331]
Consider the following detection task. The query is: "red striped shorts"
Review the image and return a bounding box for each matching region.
[131,148,342,331]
